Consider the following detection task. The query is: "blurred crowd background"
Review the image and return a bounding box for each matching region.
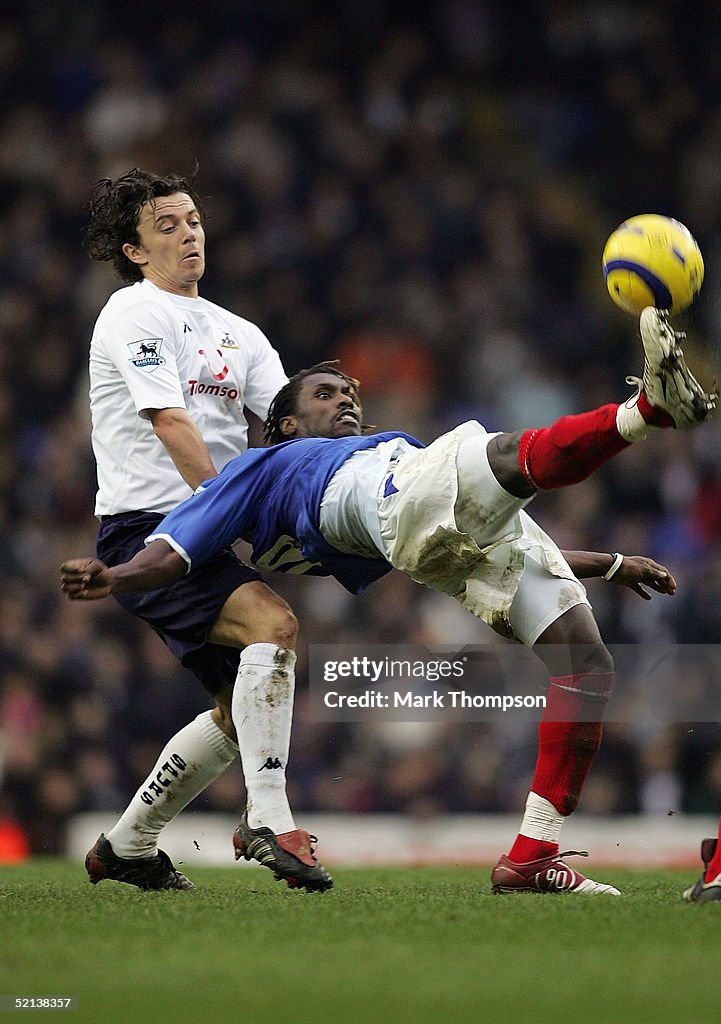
[3,0,721,858]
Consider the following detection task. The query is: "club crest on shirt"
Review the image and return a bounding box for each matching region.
[128,337,166,371]
[219,333,238,349]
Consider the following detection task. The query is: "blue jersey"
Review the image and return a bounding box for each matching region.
[148,431,423,594]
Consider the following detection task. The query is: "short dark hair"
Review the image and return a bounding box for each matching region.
[264,361,367,446]
[85,168,203,283]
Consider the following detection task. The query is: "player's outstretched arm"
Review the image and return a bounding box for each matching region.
[562,551,676,600]
[60,541,187,600]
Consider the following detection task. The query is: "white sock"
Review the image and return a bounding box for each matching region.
[106,711,238,858]
[616,397,651,442]
[517,791,565,845]
[233,642,297,834]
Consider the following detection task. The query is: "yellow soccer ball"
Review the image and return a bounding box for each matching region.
[602,214,704,316]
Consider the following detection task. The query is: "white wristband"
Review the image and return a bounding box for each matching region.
[602,552,624,581]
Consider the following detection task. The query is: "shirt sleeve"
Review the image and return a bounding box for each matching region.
[145,463,253,569]
[241,322,289,420]
[101,298,187,418]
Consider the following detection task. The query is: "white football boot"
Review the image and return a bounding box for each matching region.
[629,307,717,428]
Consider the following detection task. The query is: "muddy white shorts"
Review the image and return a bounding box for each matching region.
[374,421,590,645]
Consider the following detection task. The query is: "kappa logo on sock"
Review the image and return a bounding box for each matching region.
[258,756,283,771]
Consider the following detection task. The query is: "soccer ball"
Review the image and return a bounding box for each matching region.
[602,214,704,316]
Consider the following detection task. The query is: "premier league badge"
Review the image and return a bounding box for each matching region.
[128,337,166,371]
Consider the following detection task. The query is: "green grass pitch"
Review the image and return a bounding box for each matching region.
[1,861,718,1024]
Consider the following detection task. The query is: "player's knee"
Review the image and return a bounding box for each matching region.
[537,640,614,679]
[247,590,298,648]
[565,643,614,675]
[265,604,298,650]
[538,606,614,676]
[486,431,535,498]
[598,646,614,675]
[564,645,614,678]
[580,643,614,676]
[212,584,298,649]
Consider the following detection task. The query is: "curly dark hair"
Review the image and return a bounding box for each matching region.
[264,361,369,446]
[84,168,204,283]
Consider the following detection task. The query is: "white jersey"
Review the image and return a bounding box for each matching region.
[89,279,288,515]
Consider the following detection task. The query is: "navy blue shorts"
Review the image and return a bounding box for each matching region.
[97,511,262,696]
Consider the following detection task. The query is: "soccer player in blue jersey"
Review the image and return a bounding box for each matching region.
[62,308,715,894]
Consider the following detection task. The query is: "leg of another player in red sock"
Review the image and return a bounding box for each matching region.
[704,815,721,881]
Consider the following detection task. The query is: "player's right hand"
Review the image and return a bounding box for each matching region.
[60,558,114,600]
[610,555,677,600]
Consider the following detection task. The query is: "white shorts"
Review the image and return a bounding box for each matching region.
[506,532,590,645]
[375,421,590,645]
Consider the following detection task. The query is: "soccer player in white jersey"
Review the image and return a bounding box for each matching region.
[81,168,331,892]
[62,310,716,894]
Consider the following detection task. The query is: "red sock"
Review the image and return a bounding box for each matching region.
[637,392,675,429]
[704,816,721,881]
[509,672,613,863]
[519,405,629,489]
[508,835,560,863]
[530,673,613,812]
